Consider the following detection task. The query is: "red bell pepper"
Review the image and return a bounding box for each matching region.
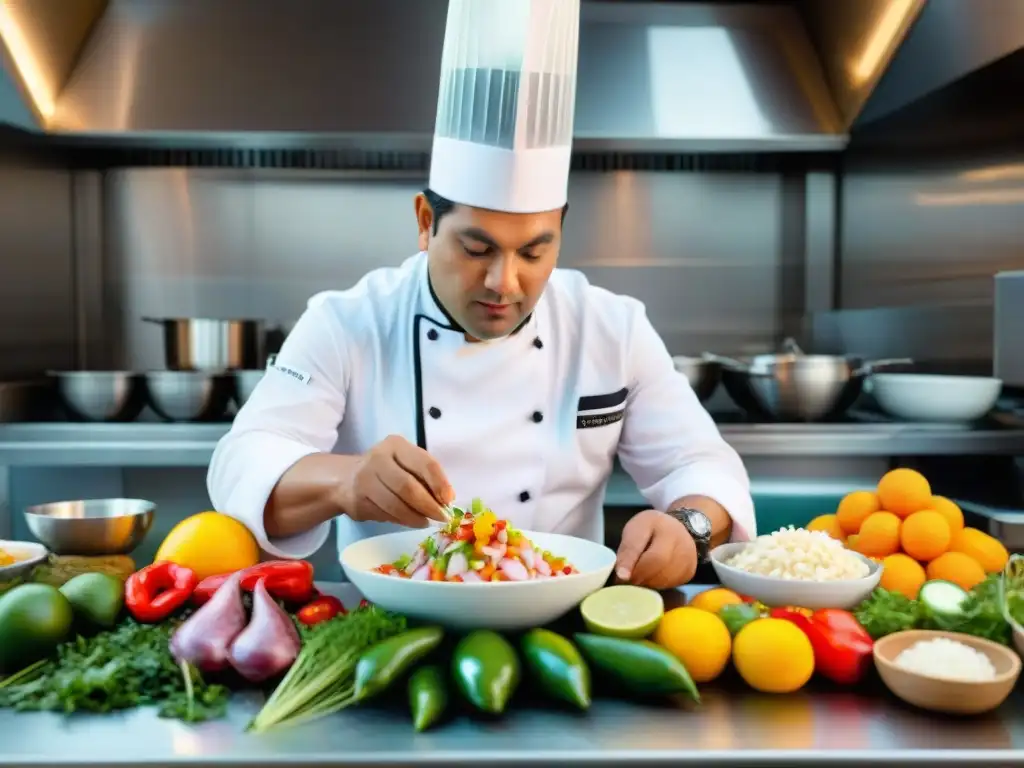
[192,560,316,605]
[296,595,346,627]
[772,607,874,685]
[124,561,198,623]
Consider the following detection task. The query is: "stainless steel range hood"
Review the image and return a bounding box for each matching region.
[0,0,954,152]
[853,0,1024,127]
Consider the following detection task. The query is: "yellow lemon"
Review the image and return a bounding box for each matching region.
[653,606,732,683]
[732,618,814,694]
[154,511,260,581]
[688,587,743,615]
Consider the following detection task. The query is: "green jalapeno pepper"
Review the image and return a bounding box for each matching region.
[573,633,700,702]
[452,630,520,714]
[354,626,445,701]
[521,628,591,710]
[408,664,449,732]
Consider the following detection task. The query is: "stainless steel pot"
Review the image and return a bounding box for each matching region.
[672,356,721,402]
[708,343,913,422]
[143,317,266,372]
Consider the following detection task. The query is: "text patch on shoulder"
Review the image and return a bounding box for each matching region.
[268,361,313,386]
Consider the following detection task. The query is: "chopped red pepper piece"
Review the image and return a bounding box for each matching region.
[358,599,370,609]
[773,607,874,685]
[192,560,316,605]
[124,561,198,623]
[296,595,346,626]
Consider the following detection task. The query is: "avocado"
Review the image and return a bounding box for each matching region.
[59,572,125,629]
[0,583,74,672]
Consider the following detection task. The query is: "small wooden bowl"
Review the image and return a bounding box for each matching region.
[874,630,1021,716]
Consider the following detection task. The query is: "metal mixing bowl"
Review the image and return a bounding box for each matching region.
[716,354,913,422]
[234,369,266,406]
[146,371,235,422]
[671,356,721,402]
[24,498,156,556]
[49,371,147,422]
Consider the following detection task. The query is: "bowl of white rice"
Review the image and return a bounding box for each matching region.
[709,526,881,609]
[874,630,1021,715]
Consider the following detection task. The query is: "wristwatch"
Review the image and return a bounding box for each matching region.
[669,508,713,564]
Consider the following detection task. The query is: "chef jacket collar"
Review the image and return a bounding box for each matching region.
[421,256,535,340]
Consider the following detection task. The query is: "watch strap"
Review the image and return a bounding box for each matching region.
[670,508,712,564]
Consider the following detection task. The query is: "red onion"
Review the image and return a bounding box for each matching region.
[169,570,246,672]
[228,578,302,683]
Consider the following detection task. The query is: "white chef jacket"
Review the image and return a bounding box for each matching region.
[207,252,756,560]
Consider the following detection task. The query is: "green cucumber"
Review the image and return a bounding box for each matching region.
[919,579,968,620]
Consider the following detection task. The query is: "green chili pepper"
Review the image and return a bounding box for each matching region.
[354,626,444,701]
[408,664,449,732]
[452,630,520,714]
[521,628,591,710]
[573,633,700,702]
[719,603,761,636]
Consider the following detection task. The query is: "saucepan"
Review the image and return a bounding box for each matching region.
[143,317,266,372]
[706,339,913,422]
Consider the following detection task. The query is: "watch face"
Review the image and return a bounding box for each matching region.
[681,509,711,538]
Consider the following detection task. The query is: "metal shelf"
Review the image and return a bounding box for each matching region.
[0,421,1018,468]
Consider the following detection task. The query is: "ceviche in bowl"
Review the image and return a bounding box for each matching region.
[374,501,579,583]
[340,500,616,630]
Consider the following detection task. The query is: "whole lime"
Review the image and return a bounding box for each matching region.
[0,583,74,672]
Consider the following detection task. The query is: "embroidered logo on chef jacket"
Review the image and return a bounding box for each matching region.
[576,387,628,429]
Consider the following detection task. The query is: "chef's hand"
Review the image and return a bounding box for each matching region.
[343,435,454,528]
[615,510,698,591]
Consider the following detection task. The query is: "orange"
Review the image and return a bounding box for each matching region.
[929,496,965,533]
[949,527,1009,574]
[154,511,261,581]
[900,510,951,562]
[854,512,902,558]
[879,553,926,600]
[925,551,986,591]
[836,491,880,535]
[806,514,846,542]
[876,468,932,518]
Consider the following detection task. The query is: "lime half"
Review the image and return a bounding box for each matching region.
[580,585,665,639]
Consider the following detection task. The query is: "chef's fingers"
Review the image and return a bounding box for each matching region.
[392,444,454,511]
[369,473,430,528]
[629,523,676,587]
[615,512,656,582]
[379,459,449,523]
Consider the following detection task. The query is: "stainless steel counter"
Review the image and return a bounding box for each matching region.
[0,420,1019,468]
[0,584,1022,767]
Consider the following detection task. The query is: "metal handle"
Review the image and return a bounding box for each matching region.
[141,317,163,325]
[853,357,914,376]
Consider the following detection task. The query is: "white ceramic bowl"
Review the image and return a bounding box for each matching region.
[341,528,616,630]
[710,542,882,610]
[871,373,1002,423]
[0,539,49,581]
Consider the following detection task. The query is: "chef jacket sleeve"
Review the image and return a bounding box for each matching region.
[616,307,757,542]
[207,300,349,559]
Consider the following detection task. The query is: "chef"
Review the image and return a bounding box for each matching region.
[207,0,756,590]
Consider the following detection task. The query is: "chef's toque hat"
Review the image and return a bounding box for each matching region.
[428,0,581,214]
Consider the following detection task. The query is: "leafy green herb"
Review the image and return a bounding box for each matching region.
[0,615,228,722]
[855,575,1013,645]
[1000,554,1024,631]
[854,587,920,639]
[249,603,407,733]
